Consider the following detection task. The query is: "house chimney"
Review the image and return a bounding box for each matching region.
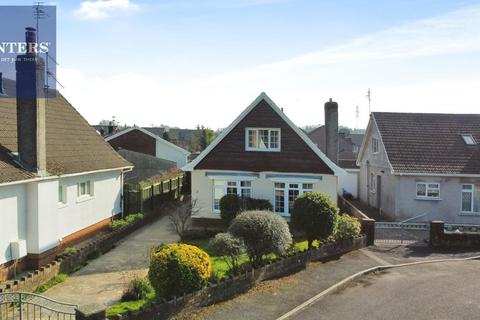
[15,27,47,175]
[324,98,338,164]
[0,73,6,96]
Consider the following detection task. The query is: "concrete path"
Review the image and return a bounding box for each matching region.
[290,260,480,320]
[44,215,179,307]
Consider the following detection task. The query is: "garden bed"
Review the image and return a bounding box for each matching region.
[106,235,366,320]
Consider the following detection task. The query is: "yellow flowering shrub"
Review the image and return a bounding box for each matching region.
[148,243,212,299]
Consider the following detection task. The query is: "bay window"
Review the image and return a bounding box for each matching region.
[213,180,252,212]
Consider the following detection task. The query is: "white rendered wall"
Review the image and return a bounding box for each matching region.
[155,140,188,167]
[338,170,359,198]
[191,169,338,219]
[0,184,27,265]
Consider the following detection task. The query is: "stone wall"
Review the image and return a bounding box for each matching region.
[430,220,480,248]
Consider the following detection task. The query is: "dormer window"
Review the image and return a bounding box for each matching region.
[246,128,281,151]
[462,134,477,145]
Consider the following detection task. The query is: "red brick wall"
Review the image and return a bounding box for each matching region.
[108,129,156,156]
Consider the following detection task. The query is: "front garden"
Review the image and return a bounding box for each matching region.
[106,191,363,319]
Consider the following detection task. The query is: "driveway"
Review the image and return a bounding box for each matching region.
[289,259,480,320]
[44,215,179,307]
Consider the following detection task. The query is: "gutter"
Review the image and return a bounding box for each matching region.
[0,166,134,187]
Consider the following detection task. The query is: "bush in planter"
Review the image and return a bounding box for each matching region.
[292,192,338,249]
[228,211,292,267]
[220,194,241,225]
[209,232,244,274]
[335,214,361,241]
[122,276,154,301]
[148,243,212,299]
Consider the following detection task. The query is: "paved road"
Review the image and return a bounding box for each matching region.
[44,215,179,307]
[290,260,480,320]
[176,250,379,320]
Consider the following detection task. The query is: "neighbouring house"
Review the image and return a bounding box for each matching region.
[0,28,132,281]
[182,93,344,222]
[117,149,176,184]
[307,104,364,198]
[105,126,190,168]
[143,127,197,151]
[357,112,480,223]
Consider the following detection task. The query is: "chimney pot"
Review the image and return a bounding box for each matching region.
[25,27,37,55]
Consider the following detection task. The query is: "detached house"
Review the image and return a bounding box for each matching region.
[106,126,190,168]
[0,28,132,281]
[183,93,344,221]
[358,112,480,223]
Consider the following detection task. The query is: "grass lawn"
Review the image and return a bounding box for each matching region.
[106,291,156,318]
[184,238,319,279]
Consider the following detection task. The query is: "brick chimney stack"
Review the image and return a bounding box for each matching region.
[324,98,338,164]
[0,72,6,96]
[15,27,47,175]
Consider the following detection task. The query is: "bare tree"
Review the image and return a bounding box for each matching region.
[168,196,200,238]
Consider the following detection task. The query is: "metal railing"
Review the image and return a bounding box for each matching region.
[0,292,77,320]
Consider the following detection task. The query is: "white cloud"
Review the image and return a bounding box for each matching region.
[61,4,480,129]
[74,0,139,20]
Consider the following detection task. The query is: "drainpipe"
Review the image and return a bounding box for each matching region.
[366,160,370,206]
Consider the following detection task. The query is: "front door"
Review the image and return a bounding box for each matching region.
[274,182,313,216]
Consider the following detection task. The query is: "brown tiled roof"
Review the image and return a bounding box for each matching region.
[373,112,480,175]
[0,79,131,183]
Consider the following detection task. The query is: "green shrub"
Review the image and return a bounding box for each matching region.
[148,243,212,299]
[220,194,241,225]
[122,276,154,301]
[228,211,292,267]
[242,198,273,211]
[292,192,338,249]
[109,213,144,231]
[335,214,361,240]
[109,219,129,231]
[209,233,244,275]
[57,247,78,259]
[34,274,68,293]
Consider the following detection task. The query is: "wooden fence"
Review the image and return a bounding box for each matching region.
[123,173,187,215]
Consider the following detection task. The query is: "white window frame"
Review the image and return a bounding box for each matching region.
[372,138,379,154]
[58,184,67,205]
[245,128,281,152]
[415,182,440,200]
[77,181,94,200]
[370,173,376,193]
[212,180,252,213]
[273,182,313,216]
[461,184,479,214]
[461,134,477,145]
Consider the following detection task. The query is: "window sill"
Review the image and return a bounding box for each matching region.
[459,212,480,216]
[245,148,281,152]
[58,202,68,209]
[76,195,94,203]
[415,197,442,201]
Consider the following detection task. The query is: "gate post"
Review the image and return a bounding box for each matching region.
[430,220,445,247]
[361,218,376,246]
[19,292,22,320]
[76,304,106,320]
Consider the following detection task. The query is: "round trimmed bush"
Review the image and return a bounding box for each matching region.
[228,210,292,267]
[220,194,241,225]
[148,243,212,299]
[335,214,361,240]
[209,232,244,274]
[292,192,338,249]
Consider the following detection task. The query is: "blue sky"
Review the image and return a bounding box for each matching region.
[2,0,480,129]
